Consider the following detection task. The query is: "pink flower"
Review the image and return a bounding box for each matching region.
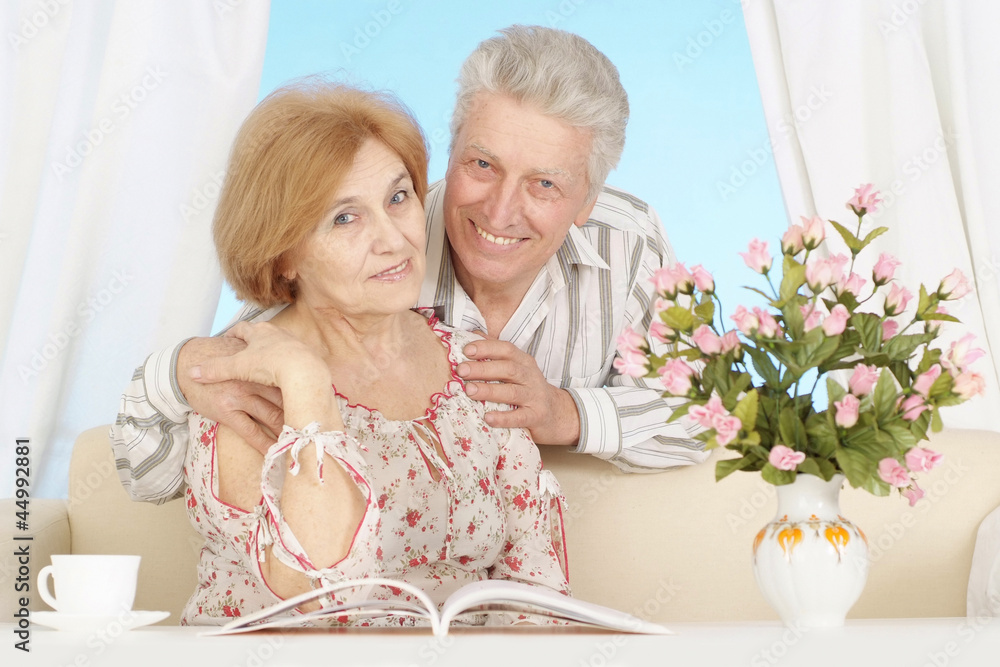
[942,333,986,374]
[689,395,728,430]
[613,349,648,378]
[822,304,850,336]
[834,394,860,428]
[902,483,925,507]
[731,305,759,336]
[754,307,782,338]
[616,328,645,356]
[657,359,696,396]
[884,284,913,316]
[782,224,805,255]
[690,264,715,293]
[882,318,899,339]
[650,263,694,298]
[877,458,911,488]
[713,414,742,446]
[801,216,826,249]
[912,364,942,397]
[768,445,806,471]
[692,325,722,354]
[848,183,882,214]
[872,253,901,285]
[905,447,943,473]
[839,272,866,297]
[952,371,986,400]
[899,394,929,422]
[720,330,741,354]
[938,269,971,301]
[649,321,673,344]
[802,303,824,332]
[805,259,836,293]
[739,239,773,274]
[848,364,879,397]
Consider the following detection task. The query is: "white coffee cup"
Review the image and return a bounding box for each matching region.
[37,555,141,615]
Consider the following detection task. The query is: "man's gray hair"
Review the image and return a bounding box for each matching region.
[450,25,629,203]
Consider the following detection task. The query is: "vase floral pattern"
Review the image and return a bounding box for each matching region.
[752,473,869,627]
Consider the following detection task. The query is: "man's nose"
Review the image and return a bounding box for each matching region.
[482,180,521,229]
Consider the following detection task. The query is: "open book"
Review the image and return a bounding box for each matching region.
[202,578,671,637]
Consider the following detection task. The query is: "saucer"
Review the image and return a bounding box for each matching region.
[31,610,170,632]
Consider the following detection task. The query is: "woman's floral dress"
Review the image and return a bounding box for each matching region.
[180,312,570,626]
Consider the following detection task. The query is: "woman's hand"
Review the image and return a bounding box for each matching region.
[191,321,329,390]
[191,322,341,432]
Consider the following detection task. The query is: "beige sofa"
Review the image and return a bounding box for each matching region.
[3,425,999,625]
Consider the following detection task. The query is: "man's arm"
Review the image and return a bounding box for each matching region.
[563,196,709,472]
[109,304,285,503]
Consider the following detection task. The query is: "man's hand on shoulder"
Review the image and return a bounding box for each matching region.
[457,339,580,446]
[177,336,285,455]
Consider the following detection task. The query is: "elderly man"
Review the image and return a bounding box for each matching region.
[112,25,707,503]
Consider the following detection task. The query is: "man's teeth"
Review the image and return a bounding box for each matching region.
[475,223,520,246]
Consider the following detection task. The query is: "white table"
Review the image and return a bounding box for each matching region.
[4,618,999,666]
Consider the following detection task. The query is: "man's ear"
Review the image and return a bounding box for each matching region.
[573,196,599,227]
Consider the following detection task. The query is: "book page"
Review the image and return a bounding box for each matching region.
[438,580,671,635]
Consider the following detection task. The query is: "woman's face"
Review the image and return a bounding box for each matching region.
[284,139,426,319]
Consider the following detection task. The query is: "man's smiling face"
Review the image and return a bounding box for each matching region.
[443,92,596,299]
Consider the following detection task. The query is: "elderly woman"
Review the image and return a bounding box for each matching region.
[179,81,568,626]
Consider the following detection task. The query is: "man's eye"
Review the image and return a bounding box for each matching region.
[539,180,554,189]
[390,190,407,205]
[476,159,490,169]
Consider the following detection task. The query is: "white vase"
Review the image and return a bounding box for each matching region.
[752,473,869,627]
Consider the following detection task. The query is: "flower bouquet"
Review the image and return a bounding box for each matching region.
[617,185,986,503]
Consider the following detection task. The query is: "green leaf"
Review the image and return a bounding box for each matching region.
[778,407,807,449]
[859,226,889,251]
[829,220,863,253]
[779,260,807,303]
[780,297,806,338]
[826,377,847,405]
[872,371,899,423]
[761,463,797,486]
[880,420,917,452]
[916,284,932,318]
[835,447,875,490]
[745,346,781,387]
[921,312,961,323]
[693,298,715,325]
[851,313,883,352]
[716,456,757,481]
[931,407,944,432]
[805,412,839,459]
[889,360,912,389]
[666,401,694,423]
[842,427,895,461]
[795,457,837,481]
[662,306,695,333]
[732,389,759,431]
[797,331,841,369]
[883,333,936,362]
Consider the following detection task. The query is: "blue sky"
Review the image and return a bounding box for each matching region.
[213,0,787,331]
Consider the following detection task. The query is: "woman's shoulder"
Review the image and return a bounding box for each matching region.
[415,308,483,363]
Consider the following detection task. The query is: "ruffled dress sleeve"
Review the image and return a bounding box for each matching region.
[488,424,570,593]
[250,422,383,609]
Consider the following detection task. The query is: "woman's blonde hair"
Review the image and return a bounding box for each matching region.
[214,80,428,307]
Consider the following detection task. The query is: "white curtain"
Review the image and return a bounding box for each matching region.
[742,0,1000,431]
[0,1,270,498]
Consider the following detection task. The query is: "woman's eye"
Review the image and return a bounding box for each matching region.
[390,190,407,205]
[476,159,490,169]
[333,213,355,225]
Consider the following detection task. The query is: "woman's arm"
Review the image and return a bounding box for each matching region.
[197,322,367,605]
